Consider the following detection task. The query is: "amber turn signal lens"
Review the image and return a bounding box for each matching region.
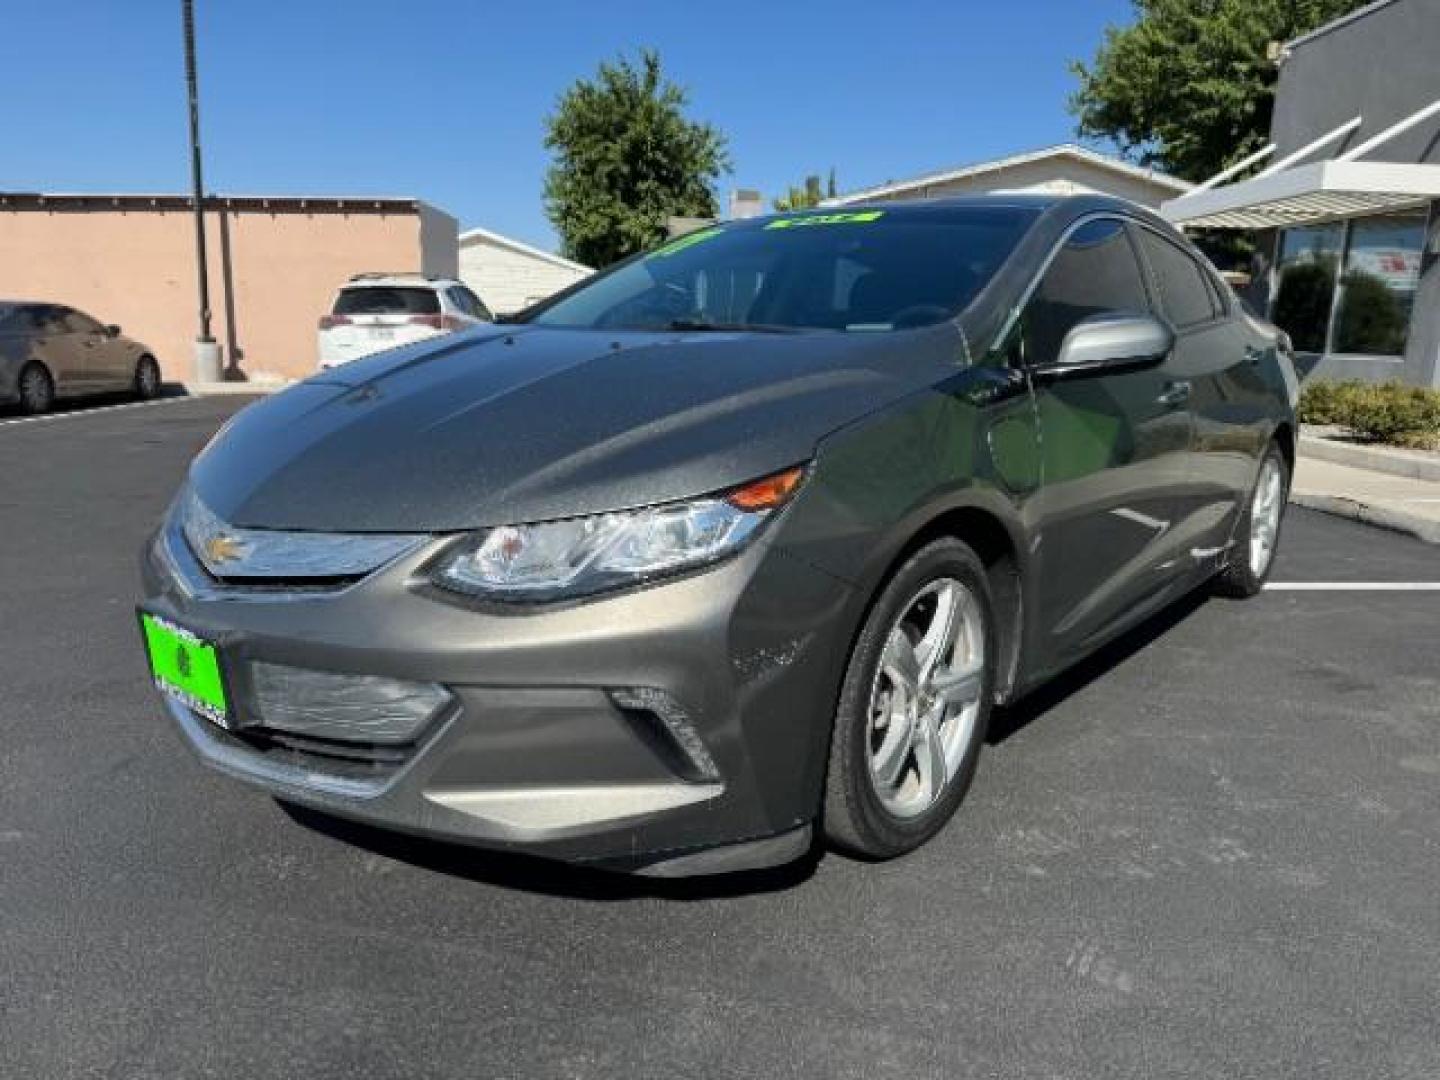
[725,465,806,512]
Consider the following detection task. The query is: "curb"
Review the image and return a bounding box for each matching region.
[182,381,289,396]
[1298,432,1440,483]
[1290,489,1440,545]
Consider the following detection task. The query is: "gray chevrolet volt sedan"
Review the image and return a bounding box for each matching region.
[138,196,1298,876]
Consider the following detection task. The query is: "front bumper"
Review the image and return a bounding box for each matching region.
[140,515,852,874]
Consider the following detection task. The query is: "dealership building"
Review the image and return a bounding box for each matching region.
[1162,0,1440,388]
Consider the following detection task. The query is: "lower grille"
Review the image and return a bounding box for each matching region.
[224,724,413,780]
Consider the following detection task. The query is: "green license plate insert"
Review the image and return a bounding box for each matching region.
[139,612,230,726]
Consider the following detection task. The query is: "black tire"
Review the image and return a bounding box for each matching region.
[1213,441,1290,599]
[17,363,54,415]
[133,355,161,400]
[823,536,996,860]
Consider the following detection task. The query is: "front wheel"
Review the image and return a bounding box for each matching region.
[823,537,995,860]
[1213,442,1290,598]
[133,355,161,400]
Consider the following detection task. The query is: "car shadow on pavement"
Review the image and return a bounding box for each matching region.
[987,587,1211,746]
[276,800,822,902]
[0,385,187,419]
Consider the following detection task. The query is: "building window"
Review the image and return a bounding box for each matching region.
[1332,209,1428,357]
[1272,223,1343,352]
[1270,208,1431,358]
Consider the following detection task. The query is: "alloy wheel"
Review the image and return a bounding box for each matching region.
[136,357,160,398]
[19,366,52,414]
[865,577,986,819]
[1248,456,1284,577]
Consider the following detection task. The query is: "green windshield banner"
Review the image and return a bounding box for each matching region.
[649,227,725,258]
[765,210,885,230]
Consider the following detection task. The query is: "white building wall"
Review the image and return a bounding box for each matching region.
[417,203,459,278]
[884,157,1184,209]
[458,236,591,315]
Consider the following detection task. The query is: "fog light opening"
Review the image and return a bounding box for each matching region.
[610,688,720,784]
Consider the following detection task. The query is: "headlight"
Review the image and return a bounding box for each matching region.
[432,465,805,602]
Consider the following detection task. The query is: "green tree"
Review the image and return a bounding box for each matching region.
[543,50,730,268]
[773,169,838,212]
[1071,0,1372,182]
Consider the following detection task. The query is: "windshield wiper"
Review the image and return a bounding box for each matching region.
[663,319,802,334]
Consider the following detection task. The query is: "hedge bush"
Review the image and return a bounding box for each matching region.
[1300,379,1440,449]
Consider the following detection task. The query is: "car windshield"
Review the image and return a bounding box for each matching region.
[527,206,1038,333]
[334,287,441,315]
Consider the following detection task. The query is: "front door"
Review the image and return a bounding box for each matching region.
[63,308,131,389]
[1004,216,1196,673]
[1133,226,1273,554]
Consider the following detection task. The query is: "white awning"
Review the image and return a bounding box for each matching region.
[1161,160,1440,230]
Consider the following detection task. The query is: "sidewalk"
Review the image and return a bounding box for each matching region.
[1292,455,1440,544]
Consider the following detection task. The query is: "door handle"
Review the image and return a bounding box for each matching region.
[1244,345,1264,366]
[1157,380,1191,407]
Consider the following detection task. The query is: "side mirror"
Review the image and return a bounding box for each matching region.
[106,324,122,337]
[1036,312,1173,380]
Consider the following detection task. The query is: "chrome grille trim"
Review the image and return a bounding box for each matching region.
[176,486,424,582]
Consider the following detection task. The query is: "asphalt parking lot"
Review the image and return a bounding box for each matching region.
[2,395,1437,1079]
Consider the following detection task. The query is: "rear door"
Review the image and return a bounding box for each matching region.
[1132,226,1270,552]
[1008,216,1195,670]
[31,305,89,393]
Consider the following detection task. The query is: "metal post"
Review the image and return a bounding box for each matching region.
[183,0,221,381]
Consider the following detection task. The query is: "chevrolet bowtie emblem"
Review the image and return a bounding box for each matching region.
[204,533,246,566]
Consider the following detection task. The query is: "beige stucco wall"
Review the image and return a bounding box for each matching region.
[0,205,447,382]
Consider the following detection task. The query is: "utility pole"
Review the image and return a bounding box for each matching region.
[183,0,221,382]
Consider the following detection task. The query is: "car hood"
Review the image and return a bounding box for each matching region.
[190,323,958,532]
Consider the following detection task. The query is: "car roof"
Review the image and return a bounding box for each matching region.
[339,275,464,290]
[802,191,1173,228]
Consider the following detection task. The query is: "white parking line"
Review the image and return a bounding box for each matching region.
[0,396,192,428]
[1266,582,1440,591]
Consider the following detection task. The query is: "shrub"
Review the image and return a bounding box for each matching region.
[1298,379,1362,425]
[1301,379,1440,449]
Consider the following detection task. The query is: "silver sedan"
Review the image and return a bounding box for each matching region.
[0,301,160,414]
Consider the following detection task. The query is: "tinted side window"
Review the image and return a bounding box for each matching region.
[62,309,105,334]
[1138,231,1218,329]
[449,286,491,320]
[463,288,492,321]
[3,305,45,332]
[33,305,68,332]
[1020,218,1151,365]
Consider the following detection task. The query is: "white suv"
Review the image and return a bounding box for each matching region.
[317,274,492,369]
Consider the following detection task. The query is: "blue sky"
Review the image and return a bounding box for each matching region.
[6,0,1135,252]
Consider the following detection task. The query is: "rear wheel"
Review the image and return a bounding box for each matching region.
[1213,441,1289,598]
[133,355,161,400]
[824,537,995,860]
[17,363,54,415]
